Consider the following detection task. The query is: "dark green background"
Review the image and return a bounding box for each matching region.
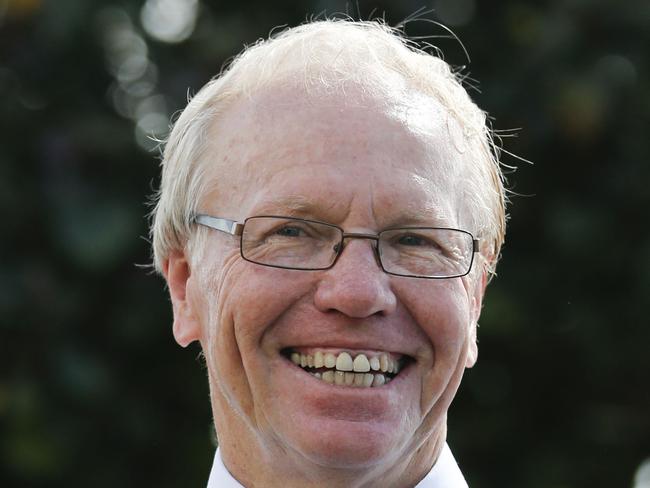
[1,0,649,486]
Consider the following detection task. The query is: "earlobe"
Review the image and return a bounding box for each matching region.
[163,251,202,348]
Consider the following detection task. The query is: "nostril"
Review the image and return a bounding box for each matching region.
[313,273,397,318]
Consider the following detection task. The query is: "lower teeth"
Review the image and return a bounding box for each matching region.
[309,369,391,387]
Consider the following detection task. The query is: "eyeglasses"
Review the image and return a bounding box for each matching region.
[193,214,479,279]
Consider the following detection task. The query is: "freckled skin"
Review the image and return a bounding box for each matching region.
[166,84,487,488]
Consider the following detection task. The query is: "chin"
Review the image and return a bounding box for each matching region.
[276,407,411,470]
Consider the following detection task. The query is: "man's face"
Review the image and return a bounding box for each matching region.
[178,85,485,470]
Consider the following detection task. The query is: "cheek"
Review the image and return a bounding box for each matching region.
[399,281,472,419]
[230,266,314,345]
[204,264,316,427]
[194,253,241,377]
[209,263,315,378]
[403,280,471,349]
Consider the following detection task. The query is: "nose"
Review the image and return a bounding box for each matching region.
[313,239,397,318]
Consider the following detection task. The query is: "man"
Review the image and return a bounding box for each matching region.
[151,19,506,487]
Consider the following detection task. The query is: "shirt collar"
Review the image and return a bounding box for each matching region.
[207,443,468,487]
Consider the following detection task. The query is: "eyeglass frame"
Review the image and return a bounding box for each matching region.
[192,214,480,279]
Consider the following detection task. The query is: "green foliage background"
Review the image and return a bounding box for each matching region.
[1,0,648,486]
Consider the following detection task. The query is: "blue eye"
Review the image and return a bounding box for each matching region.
[275,226,304,237]
[398,234,428,246]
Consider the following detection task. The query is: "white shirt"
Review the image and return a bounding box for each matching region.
[207,443,469,487]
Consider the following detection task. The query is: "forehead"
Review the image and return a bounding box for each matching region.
[202,83,470,226]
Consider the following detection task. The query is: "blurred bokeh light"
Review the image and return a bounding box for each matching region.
[140,0,199,44]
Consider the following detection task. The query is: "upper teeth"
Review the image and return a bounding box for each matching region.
[289,351,401,374]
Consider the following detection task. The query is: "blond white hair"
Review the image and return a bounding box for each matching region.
[150,19,507,275]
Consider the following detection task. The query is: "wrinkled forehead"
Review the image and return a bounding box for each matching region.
[201,82,474,222]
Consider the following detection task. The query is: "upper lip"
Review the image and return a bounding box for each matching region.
[281,340,416,359]
[272,316,424,361]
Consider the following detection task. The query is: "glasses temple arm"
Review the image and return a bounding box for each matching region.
[193,214,244,236]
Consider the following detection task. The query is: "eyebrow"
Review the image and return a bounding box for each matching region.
[252,197,454,228]
[379,201,456,228]
[252,196,332,219]
[383,213,454,229]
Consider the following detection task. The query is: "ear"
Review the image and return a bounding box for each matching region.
[162,251,202,347]
[465,268,488,368]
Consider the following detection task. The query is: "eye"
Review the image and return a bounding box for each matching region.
[390,232,445,253]
[397,234,430,246]
[274,225,306,237]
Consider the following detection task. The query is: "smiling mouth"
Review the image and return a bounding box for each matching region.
[282,349,412,388]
